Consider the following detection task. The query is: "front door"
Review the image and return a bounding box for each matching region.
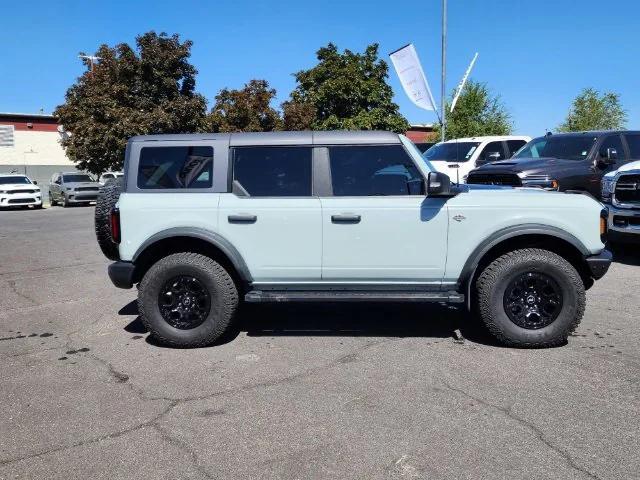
[217,145,322,283]
[320,144,448,284]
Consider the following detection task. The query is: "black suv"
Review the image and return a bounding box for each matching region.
[466,131,640,198]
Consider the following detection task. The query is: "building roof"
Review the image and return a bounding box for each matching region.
[0,112,55,120]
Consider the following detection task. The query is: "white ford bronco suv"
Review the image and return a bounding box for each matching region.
[95,131,611,348]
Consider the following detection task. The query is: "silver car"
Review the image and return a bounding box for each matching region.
[48,172,101,207]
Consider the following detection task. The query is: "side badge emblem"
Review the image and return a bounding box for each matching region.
[453,214,466,222]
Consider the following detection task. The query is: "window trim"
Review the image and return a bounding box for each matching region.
[323,143,427,198]
[229,145,315,198]
[126,140,226,194]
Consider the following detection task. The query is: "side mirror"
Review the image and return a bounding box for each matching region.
[32,180,37,185]
[487,151,502,161]
[426,171,452,196]
[598,148,617,167]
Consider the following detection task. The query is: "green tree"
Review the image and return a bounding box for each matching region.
[207,79,282,132]
[558,88,626,132]
[283,43,409,133]
[54,32,207,174]
[434,80,511,140]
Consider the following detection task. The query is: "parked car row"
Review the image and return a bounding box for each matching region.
[0,171,123,210]
[423,130,640,245]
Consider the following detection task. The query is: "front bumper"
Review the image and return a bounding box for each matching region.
[606,204,640,242]
[0,193,42,207]
[585,250,612,280]
[67,192,99,203]
[108,261,135,289]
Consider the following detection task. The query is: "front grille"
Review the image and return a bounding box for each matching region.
[10,189,36,194]
[466,173,522,186]
[8,198,34,204]
[75,187,99,192]
[614,174,640,206]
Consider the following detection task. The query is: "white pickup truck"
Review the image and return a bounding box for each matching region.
[424,135,531,183]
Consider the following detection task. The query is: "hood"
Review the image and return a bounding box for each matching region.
[0,183,40,191]
[604,160,640,178]
[471,157,586,176]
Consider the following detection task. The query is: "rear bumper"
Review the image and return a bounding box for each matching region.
[108,261,135,289]
[585,249,612,280]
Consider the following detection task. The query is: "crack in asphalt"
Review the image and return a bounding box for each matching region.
[0,335,399,474]
[6,280,38,306]
[440,380,602,480]
[152,424,215,479]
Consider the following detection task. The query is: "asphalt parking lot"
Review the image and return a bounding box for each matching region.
[1,206,639,480]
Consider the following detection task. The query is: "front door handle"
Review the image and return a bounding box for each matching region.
[228,214,257,224]
[331,214,361,224]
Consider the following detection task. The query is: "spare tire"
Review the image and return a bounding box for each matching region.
[95,178,123,261]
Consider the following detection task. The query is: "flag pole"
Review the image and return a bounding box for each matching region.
[440,0,447,142]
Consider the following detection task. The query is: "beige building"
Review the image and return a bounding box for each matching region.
[0,113,76,194]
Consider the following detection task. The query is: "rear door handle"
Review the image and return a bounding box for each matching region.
[331,214,361,224]
[228,214,257,224]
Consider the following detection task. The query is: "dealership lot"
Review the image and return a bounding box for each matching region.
[1,206,639,480]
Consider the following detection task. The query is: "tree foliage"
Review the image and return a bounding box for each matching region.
[207,79,282,132]
[434,80,511,140]
[557,88,626,132]
[54,32,207,174]
[283,43,409,133]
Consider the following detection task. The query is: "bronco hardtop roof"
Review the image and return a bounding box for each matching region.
[128,130,402,146]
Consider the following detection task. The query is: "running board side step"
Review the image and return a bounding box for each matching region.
[244,290,464,303]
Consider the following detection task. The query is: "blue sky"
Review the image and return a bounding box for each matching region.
[2,0,638,136]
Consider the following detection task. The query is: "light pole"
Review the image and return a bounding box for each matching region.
[441,0,447,142]
[78,55,102,72]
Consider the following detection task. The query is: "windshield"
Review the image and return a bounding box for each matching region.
[514,136,596,161]
[63,174,94,183]
[0,176,31,185]
[423,142,481,163]
[399,135,434,172]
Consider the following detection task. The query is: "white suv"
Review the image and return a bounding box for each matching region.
[0,173,42,209]
[423,135,531,183]
[95,131,610,349]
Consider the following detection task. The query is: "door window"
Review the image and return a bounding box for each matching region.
[598,135,626,163]
[328,145,423,196]
[506,140,527,157]
[477,141,506,165]
[624,134,640,160]
[232,146,312,197]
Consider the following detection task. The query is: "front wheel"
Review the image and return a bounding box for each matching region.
[62,194,70,208]
[138,253,239,348]
[476,248,585,348]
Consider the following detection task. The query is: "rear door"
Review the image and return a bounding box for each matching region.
[320,144,448,284]
[217,145,322,283]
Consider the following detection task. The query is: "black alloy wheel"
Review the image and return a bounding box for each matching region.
[503,271,563,329]
[158,275,211,330]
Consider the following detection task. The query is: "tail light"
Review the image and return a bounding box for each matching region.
[110,207,121,243]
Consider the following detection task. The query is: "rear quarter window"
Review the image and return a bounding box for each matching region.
[137,146,213,189]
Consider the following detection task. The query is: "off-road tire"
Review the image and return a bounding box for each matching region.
[138,253,239,348]
[94,179,122,261]
[476,248,585,348]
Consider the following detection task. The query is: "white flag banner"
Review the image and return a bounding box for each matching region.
[389,44,437,111]
[450,52,478,113]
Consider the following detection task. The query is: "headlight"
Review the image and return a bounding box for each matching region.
[518,174,559,190]
[601,177,614,201]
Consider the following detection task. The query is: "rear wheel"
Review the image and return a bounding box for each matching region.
[476,248,585,348]
[138,252,239,348]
